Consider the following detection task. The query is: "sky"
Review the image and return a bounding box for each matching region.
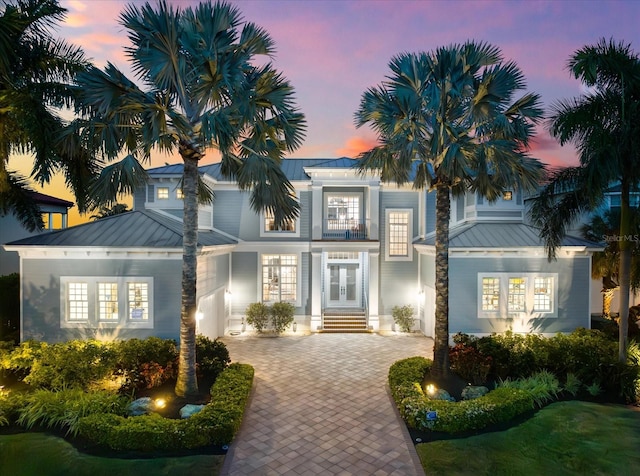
[8,0,640,224]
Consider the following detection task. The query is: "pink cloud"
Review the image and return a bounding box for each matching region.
[335,136,378,158]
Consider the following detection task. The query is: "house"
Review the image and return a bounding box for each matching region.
[4,158,601,343]
[0,192,73,276]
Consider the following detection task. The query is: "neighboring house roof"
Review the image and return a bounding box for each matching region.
[30,191,74,209]
[150,157,362,183]
[6,210,236,248]
[415,222,602,249]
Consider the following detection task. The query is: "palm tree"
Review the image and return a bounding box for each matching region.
[0,0,94,230]
[90,203,129,220]
[582,208,640,319]
[74,0,305,396]
[355,42,545,377]
[529,39,640,362]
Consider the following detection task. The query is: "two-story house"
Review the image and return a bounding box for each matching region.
[4,158,601,343]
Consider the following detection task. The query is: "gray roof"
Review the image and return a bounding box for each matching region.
[6,210,236,248]
[415,222,602,249]
[150,157,361,183]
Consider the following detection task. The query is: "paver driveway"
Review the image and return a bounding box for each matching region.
[219,333,433,475]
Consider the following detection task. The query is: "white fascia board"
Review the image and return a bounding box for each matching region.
[233,241,312,253]
[5,246,184,260]
[412,244,597,257]
[199,244,236,256]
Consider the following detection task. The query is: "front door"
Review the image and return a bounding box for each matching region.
[327,264,359,307]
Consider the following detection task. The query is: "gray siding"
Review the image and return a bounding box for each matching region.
[425,191,436,234]
[21,258,182,343]
[198,253,230,295]
[420,254,435,288]
[214,190,249,238]
[231,252,258,315]
[448,255,591,334]
[133,186,146,210]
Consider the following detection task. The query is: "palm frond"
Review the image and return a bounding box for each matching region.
[0,171,44,232]
[87,154,149,209]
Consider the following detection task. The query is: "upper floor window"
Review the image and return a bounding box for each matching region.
[263,209,296,232]
[385,209,413,261]
[478,273,557,318]
[262,254,298,303]
[503,191,513,201]
[157,187,169,199]
[61,277,153,328]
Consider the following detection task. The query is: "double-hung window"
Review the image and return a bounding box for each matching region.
[478,273,557,318]
[385,209,413,261]
[262,254,297,303]
[61,277,153,328]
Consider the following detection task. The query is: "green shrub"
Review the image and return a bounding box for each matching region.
[77,363,254,451]
[563,373,582,397]
[270,302,295,334]
[449,343,492,385]
[0,340,47,380]
[586,381,603,397]
[16,388,128,436]
[24,340,116,390]
[196,335,230,379]
[388,356,432,402]
[245,302,270,333]
[497,370,560,407]
[392,305,415,332]
[0,391,24,426]
[113,337,178,391]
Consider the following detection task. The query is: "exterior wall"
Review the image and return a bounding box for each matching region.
[20,257,182,343]
[230,251,258,321]
[448,255,592,336]
[425,191,436,235]
[197,253,231,339]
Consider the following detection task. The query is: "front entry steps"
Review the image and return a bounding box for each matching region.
[321,309,370,333]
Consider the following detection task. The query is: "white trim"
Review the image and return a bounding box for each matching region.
[259,193,301,238]
[477,272,558,319]
[385,208,413,261]
[60,276,154,329]
[259,252,302,307]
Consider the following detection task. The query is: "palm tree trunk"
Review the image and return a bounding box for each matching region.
[432,184,450,378]
[602,285,615,319]
[618,180,632,363]
[175,144,202,397]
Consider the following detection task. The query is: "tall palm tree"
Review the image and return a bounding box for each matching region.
[74,0,305,396]
[581,208,640,319]
[0,0,94,230]
[355,42,545,377]
[530,39,640,362]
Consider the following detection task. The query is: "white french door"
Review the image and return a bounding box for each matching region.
[326,264,360,307]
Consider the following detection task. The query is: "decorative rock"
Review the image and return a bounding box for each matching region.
[180,404,205,419]
[128,397,154,416]
[461,385,489,400]
[431,388,455,402]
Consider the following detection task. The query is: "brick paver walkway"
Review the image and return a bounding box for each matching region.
[219,333,433,475]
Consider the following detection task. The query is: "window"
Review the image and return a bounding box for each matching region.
[157,187,169,199]
[503,191,513,201]
[477,273,557,318]
[264,209,295,232]
[67,283,88,321]
[385,209,413,261]
[176,188,184,199]
[327,195,360,228]
[97,282,118,321]
[262,254,297,302]
[61,277,153,328]
[128,283,149,321]
[481,277,500,311]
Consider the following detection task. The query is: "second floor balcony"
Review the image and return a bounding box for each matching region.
[322,219,370,240]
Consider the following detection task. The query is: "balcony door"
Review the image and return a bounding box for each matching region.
[326,263,360,307]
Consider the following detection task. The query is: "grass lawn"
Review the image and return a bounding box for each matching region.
[0,433,225,476]
[416,401,640,476]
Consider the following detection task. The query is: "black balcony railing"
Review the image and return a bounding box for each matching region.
[322,219,369,240]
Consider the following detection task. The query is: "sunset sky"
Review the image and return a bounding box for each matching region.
[9,0,640,224]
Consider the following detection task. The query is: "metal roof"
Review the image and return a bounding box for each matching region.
[150,158,361,183]
[415,222,602,249]
[30,191,74,208]
[6,210,236,248]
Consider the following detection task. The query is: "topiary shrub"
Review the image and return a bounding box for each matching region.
[392,305,415,332]
[245,302,270,333]
[270,302,295,334]
[196,335,230,380]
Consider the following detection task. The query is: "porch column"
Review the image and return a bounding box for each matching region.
[311,184,323,240]
[310,249,322,331]
[368,250,380,331]
[368,184,380,240]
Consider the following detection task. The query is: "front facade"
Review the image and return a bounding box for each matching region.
[5,158,600,343]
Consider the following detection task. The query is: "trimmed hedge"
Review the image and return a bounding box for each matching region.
[77,363,254,451]
[389,356,534,434]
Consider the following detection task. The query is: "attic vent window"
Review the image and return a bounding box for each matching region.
[503,191,513,201]
[157,187,169,199]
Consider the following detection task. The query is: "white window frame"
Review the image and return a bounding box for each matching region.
[60,277,154,328]
[477,273,557,318]
[260,208,300,237]
[157,187,169,200]
[385,208,413,261]
[260,253,300,306]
